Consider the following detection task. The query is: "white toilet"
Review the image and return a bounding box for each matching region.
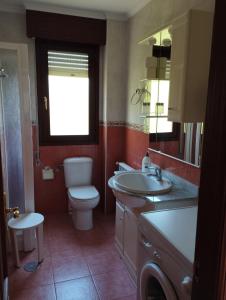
[63,157,100,230]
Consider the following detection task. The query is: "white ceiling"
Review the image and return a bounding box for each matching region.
[0,0,152,19]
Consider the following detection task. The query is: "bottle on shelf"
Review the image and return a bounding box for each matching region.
[142,152,151,172]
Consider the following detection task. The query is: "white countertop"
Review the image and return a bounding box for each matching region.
[108,173,198,205]
[141,206,198,264]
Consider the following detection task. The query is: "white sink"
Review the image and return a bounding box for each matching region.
[113,171,172,195]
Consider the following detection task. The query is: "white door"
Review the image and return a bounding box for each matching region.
[124,207,138,272]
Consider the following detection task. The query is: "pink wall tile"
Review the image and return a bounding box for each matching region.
[125,128,149,169]
[33,124,199,214]
[124,127,200,185]
[33,125,125,214]
[33,125,104,214]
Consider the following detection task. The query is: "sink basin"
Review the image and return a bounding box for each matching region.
[113,171,172,195]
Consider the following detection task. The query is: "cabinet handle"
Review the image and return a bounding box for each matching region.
[168,107,174,110]
[43,96,48,111]
[153,250,161,260]
[141,238,152,248]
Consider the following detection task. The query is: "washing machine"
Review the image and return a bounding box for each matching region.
[137,206,197,300]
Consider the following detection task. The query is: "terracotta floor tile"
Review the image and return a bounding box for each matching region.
[17,237,51,262]
[94,216,115,236]
[8,235,51,273]
[85,249,126,276]
[93,211,115,223]
[45,218,77,239]
[48,237,82,256]
[93,269,136,300]
[46,216,78,230]
[10,284,56,300]
[80,235,114,257]
[81,242,113,257]
[45,213,72,226]
[9,257,54,291]
[76,227,107,243]
[101,224,115,236]
[7,254,15,276]
[55,276,99,300]
[47,227,79,240]
[51,248,83,260]
[46,224,80,240]
[9,212,137,299]
[52,255,90,283]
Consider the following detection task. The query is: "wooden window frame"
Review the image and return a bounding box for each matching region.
[35,39,99,146]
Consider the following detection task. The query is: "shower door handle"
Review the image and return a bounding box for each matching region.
[43,96,48,111]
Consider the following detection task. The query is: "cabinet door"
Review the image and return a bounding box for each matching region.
[169,10,213,122]
[184,10,213,122]
[115,201,124,252]
[124,208,138,272]
[168,15,189,122]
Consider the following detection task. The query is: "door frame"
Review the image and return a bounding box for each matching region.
[192,0,226,298]
[0,144,8,300]
[0,42,34,213]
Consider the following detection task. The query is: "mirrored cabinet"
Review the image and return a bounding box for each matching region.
[138,9,213,166]
[139,26,173,136]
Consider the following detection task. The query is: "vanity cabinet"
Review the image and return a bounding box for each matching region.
[115,200,138,282]
[115,201,124,252]
[168,10,213,122]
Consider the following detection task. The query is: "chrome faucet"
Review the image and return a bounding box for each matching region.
[146,166,162,181]
[155,167,162,181]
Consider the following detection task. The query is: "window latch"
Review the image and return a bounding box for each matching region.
[43,96,48,111]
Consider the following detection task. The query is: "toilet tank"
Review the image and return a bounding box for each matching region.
[63,157,93,187]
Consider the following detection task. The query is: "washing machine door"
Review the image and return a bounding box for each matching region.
[140,262,178,300]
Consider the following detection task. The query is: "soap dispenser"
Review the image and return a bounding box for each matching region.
[142,152,151,172]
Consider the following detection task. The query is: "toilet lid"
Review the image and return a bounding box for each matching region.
[68,186,99,200]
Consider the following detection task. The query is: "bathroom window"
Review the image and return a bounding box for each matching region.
[35,39,99,145]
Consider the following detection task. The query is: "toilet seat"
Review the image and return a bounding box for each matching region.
[68,186,99,201]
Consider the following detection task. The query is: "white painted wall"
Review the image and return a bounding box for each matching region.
[0,0,215,125]
[0,11,128,123]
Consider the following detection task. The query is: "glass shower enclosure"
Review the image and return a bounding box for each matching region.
[0,49,25,212]
[0,42,34,252]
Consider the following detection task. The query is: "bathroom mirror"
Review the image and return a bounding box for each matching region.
[140,9,213,167]
[149,122,204,166]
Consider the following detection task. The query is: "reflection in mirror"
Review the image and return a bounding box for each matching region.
[140,26,176,141]
[150,122,204,166]
[139,10,213,167]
